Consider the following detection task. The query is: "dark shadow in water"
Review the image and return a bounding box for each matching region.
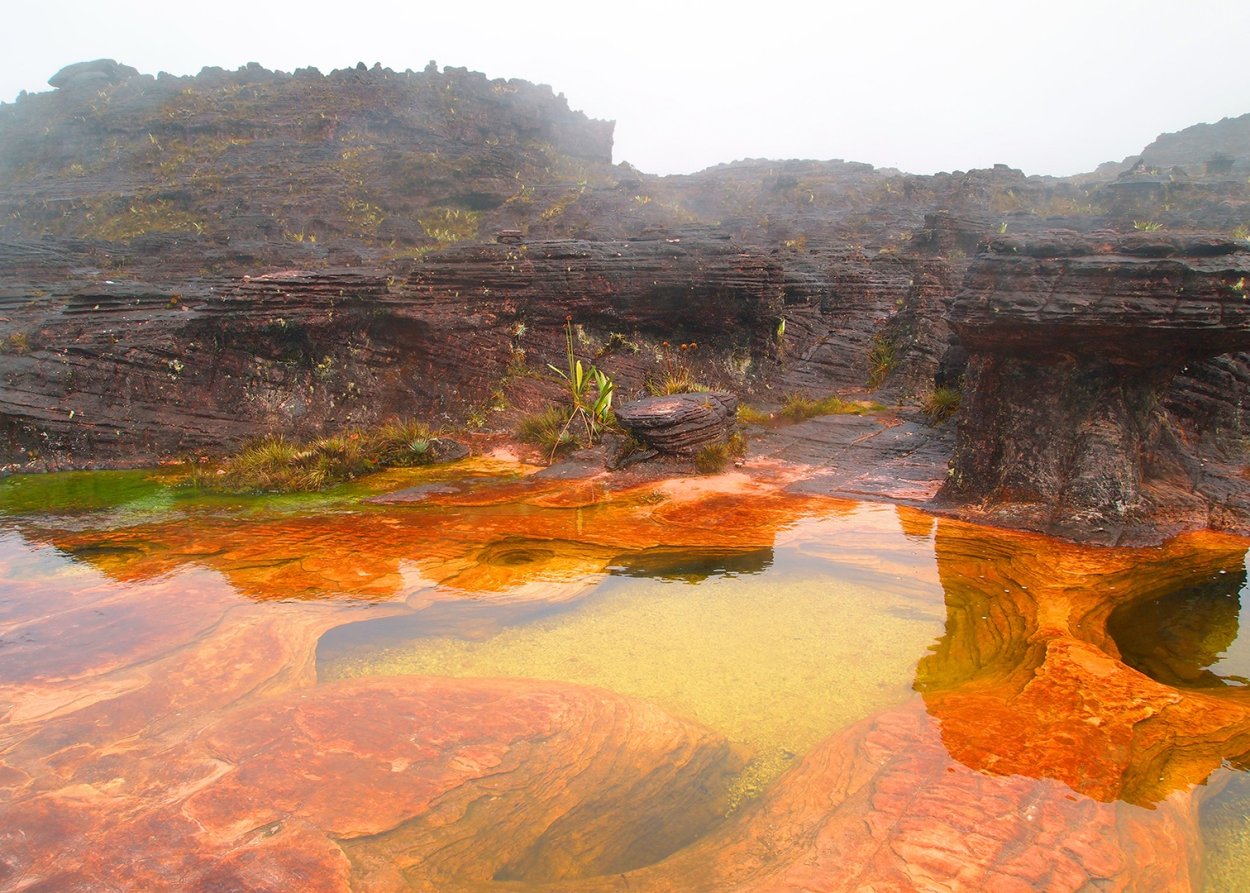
[607,546,774,582]
[317,598,583,669]
[317,544,775,669]
[1108,565,1250,689]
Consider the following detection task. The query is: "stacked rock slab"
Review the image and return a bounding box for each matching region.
[614,392,738,456]
[942,231,1250,543]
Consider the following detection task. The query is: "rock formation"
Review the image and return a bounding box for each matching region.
[942,232,1250,543]
[2,58,1250,540]
[614,392,738,455]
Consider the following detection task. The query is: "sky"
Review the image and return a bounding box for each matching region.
[1,0,1247,178]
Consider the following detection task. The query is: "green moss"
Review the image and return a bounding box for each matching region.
[0,469,168,516]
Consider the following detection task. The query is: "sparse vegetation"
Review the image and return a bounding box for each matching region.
[866,335,895,389]
[737,404,773,426]
[694,433,748,474]
[921,386,962,425]
[647,341,707,395]
[2,332,31,354]
[185,419,445,493]
[419,206,481,244]
[1133,220,1164,232]
[780,393,882,422]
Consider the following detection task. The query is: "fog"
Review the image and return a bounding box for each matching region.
[3,0,1247,177]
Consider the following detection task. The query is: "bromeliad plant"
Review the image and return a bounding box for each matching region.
[546,317,615,458]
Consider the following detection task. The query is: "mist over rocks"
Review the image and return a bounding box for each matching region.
[2,58,1250,542]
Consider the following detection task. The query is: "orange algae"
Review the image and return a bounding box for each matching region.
[3,461,1250,889]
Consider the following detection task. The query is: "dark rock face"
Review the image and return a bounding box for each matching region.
[615,392,738,455]
[943,232,1250,543]
[4,58,1250,542]
[0,240,781,464]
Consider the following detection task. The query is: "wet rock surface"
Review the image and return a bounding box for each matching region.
[5,469,1247,890]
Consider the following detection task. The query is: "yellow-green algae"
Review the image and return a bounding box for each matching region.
[323,557,945,809]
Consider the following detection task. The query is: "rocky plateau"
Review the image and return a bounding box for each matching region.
[2,58,1250,543]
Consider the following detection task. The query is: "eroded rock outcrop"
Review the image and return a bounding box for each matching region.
[614,392,738,455]
[943,231,1250,543]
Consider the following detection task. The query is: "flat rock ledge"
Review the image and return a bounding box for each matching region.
[614,392,738,456]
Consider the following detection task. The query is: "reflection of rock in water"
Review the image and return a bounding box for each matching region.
[1107,566,1249,688]
[918,518,1250,807]
[607,546,774,582]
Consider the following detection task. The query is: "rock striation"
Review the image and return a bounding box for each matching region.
[614,392,738,455]
[3,59,1250,539]
[943,231,1250,543]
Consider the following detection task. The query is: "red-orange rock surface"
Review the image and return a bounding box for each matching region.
[4,468,1250,891]
[1,677,741,892]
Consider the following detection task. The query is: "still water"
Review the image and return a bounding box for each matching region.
[1,461,1249,890]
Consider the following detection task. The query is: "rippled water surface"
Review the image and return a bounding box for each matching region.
[3,462,1250,890]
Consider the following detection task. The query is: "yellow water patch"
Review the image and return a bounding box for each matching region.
[324,564,944,808]
[1201,771,1250,892]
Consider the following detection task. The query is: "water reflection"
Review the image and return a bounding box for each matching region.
[1108,566,1250,689]
[8,466,1250,889]
[919,518,1250,807]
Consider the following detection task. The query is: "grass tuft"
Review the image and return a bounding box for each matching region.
[192,419,443,493]
[779,393,881,423]
[694,433,748,474]
[921,387,961,425]
[517,405,576,457]
[866,335,895,389]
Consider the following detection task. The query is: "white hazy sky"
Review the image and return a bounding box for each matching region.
[1,0,1247,177]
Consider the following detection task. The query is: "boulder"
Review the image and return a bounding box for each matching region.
[614,392,738,455]
[48,59,138,91]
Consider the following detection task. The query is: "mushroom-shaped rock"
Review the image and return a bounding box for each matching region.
[615,392,738,455]
[942,231,1250,542]
[48,59,139,91]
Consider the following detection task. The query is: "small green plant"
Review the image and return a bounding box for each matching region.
[921,386,962,425]
[517,405,575,457]
[546,317,615,457]
[694,433,748,474]
[866,335,895,389]
[736,404,773,426]
[1133,220,1164,232]
[368,418,434,467]
[647,341,706,395]
[1233,224,1250,242]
